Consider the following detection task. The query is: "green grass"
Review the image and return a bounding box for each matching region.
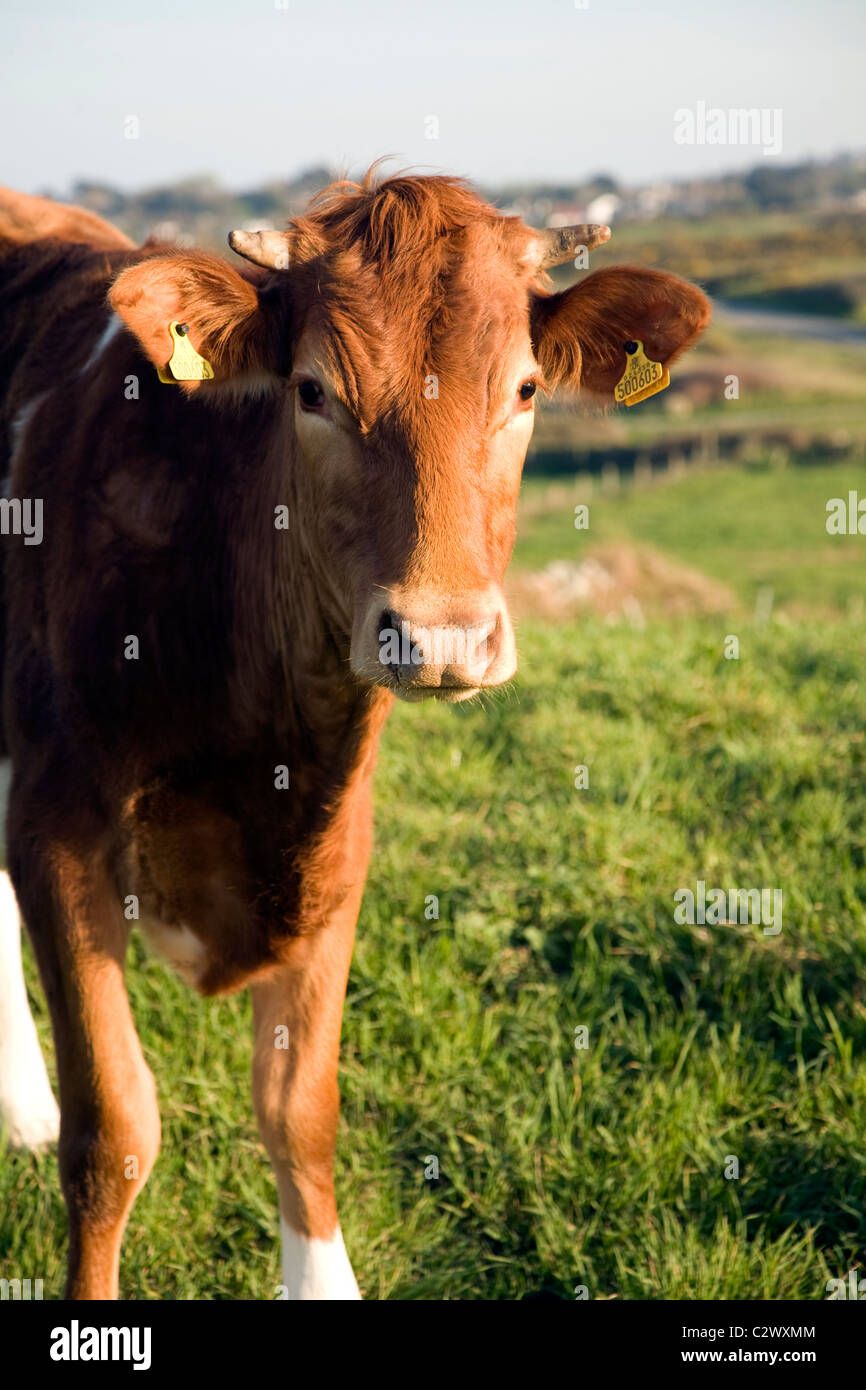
[515,460,866,615]
[2,589,865,1298]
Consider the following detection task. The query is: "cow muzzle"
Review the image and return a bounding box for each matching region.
[351,589,517,702]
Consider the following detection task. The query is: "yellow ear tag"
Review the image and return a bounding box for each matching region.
[156,321,214,384]
[614,340,669,407]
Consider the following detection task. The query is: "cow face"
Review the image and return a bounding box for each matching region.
[111,175,710,703]
[283,246,540,703]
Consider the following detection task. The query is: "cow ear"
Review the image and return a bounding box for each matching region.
[531,266,710,397]
[109,252,280,387]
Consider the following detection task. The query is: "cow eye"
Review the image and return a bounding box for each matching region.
[298,379,325,410]
[518,381,537,402]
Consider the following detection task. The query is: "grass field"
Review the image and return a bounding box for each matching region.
[514,460,866,616]
[1,459,864,1300]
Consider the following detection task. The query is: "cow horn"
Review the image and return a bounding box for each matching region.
[227,228,291,271]
[535,223,611,269]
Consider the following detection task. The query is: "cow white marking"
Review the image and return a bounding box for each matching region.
[0,868,60,1149]
[138,918,207,987]
[9,391,48,478]
[80,312,123,375]
[279,1219,361,1300]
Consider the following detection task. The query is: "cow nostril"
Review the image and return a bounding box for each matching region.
[377,609,409,670]
[469,614,499,659]
[378,610,393,640]
[378,609,403,645]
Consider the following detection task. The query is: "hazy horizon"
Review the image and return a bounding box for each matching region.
[2,0,863,197]
[21,144,866,204]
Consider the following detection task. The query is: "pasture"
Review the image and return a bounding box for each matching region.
[2,454,863,1300]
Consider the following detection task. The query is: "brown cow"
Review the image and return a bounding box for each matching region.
[0,171,709,1299]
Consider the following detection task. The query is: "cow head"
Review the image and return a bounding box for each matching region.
[110,174,710,703]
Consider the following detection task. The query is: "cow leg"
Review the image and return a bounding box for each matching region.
[0,755,59,1149]
[251,899,361,1300]
[9,841,160,1298]
[0,868,60,1148]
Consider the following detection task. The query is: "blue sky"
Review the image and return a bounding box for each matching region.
[1,0,863,193]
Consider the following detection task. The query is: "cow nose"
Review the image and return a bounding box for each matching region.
[376,607,500,689]
[349,587,518,700]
